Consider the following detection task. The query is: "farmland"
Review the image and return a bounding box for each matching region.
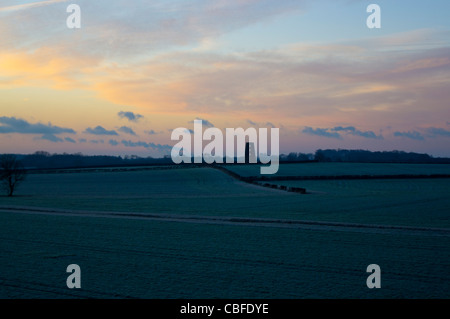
[0,163,449,298]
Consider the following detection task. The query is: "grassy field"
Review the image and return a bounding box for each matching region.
[0,163,449,298]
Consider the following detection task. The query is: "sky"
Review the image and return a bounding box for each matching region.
[1,0,449,157]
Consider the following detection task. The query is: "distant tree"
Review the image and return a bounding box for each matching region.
[296,153,310,161]
[0,155,27,197]
[33,151,51,157]
[314,150,326,162]
[287,152,298,161]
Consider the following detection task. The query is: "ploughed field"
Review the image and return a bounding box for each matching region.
[0,163,449,298]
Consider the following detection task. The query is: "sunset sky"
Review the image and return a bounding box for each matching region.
[1,0,449,157]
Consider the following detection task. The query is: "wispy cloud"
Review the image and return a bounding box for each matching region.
[90,139,104,144]
[393,127,450,140]
[37,133,63,143]
[302,127,341,139]
[0,0,68,13]
[0,116,75,135]
[394,131,425,141]
[146,130,158,135]
[332,126,383,140]
[427,127,450,137]
[302,126,383,140]
[122,140,172,152]
[64,137,76,143]
[189,117,214,128]
[118,126,137,136]
[84,126,118,136]
[246,119,276,128]
[109,139,119,146]
[118,111,144,122]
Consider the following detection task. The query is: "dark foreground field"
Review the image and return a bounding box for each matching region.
[0,163,449,298]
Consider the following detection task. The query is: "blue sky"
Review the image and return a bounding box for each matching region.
[219,0,450,50]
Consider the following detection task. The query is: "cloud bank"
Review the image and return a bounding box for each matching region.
[0,117,76,135]
[302,126,382,140]
[394,131,425,141]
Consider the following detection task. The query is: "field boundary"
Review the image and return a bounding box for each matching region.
[252,173,450,181]
[211,165,307,194]
[19,163,450,196]
[212,165,450,195]
[26,164,193,175]
[1,205,450,237]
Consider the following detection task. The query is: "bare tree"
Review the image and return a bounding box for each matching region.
[0,154,27,197]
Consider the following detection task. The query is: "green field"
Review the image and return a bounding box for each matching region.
[0,163,449,298]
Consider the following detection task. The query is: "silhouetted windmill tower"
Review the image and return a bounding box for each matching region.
[245,142,256,164]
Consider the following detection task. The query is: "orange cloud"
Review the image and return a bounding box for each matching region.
[1,34,450,135]
[0,48,98,89]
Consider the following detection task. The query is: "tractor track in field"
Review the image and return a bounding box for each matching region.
[1,205,449,238]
